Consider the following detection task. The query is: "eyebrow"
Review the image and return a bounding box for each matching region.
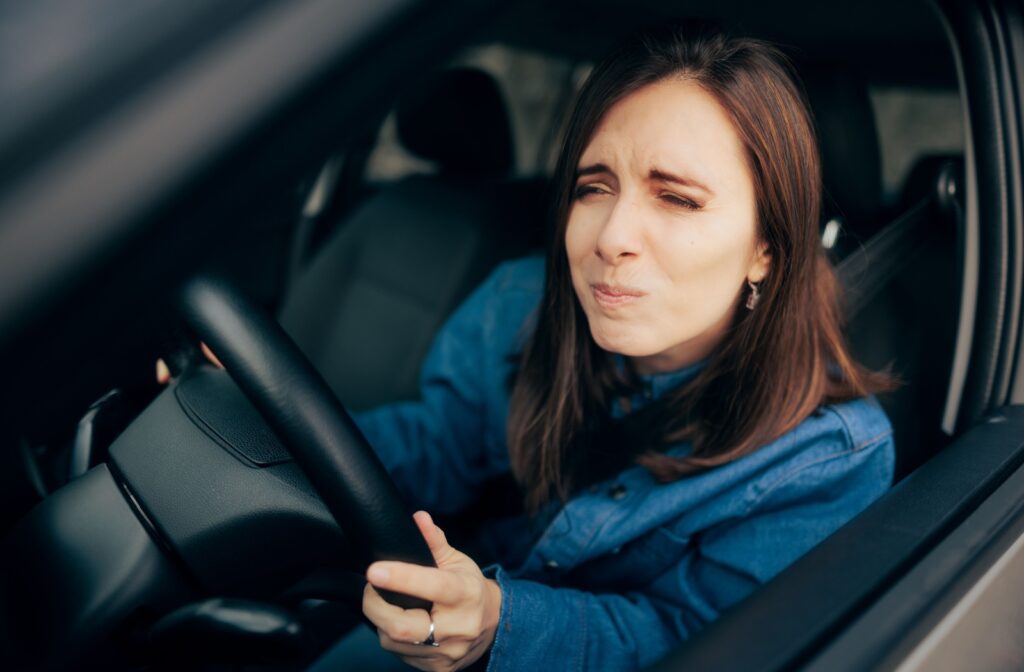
[576,163,612,178]
[575,163,714,196]
[649,167,714,196]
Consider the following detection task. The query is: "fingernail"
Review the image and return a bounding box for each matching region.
[367,565,390,583]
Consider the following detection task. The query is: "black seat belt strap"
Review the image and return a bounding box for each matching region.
[837,199,932,320]
[836,160,963,321]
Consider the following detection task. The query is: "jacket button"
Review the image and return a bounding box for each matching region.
[545,559,560,569]
[609,484,627,500]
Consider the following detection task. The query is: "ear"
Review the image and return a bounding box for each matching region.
[747,241,771,283]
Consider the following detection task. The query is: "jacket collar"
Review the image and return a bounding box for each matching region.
[611,355,706,413]
[637,359,705,401]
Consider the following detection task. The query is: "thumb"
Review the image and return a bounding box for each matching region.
[413,511,457,565]
[200,341,224,369]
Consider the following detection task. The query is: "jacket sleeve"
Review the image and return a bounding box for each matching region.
[351,265,514,514]
[484,567,685,672]
[483,433,895,671]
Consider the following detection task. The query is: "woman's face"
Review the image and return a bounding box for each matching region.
[566,78,770,374]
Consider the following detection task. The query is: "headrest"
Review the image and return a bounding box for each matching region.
[802,65,883,238]
[395,67,515,177]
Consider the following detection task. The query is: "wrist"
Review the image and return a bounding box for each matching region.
[484,577,503,633]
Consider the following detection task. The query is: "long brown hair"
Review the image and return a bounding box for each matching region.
[507,23,892,513]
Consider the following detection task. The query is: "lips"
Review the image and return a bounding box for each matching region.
[591,282,646,307]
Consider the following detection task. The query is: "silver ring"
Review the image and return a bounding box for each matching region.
[415,618,440,647]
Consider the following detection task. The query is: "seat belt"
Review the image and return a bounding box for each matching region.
[837,198,932,320]
[836,160,963,320]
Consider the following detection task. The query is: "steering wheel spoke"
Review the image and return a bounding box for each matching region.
[179,275,435,611]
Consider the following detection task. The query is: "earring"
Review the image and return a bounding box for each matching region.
[745,279,761,310]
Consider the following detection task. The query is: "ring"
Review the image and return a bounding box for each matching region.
[415,618,440,647]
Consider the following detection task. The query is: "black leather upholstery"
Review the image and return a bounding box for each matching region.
[845,159,963,479]
[803,65,884,242]
[280,68,544,411]
[801,65,965,478]
[396,67,515,176]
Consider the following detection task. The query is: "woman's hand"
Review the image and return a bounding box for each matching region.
[363,511,502,671]
[155,342,223,384]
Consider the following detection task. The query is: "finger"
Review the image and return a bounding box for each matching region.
[155,358,171,385]
[379,631,476,670]
[377,631,446,668]
[200,341,224,369]
[413,511,457,565]
[367,560,464,605]
[362,583,433,643]
[378,629,442,654]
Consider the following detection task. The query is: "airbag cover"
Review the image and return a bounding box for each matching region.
[175,366,291,466]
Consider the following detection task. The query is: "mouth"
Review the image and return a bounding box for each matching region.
[591,282,646,307]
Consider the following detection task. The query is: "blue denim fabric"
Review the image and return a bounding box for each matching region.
[350,256,894,672]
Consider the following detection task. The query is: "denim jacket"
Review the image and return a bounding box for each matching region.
[353,256,894,672]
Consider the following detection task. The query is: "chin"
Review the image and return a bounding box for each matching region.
[588,323,658,357]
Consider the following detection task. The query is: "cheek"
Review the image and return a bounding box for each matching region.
[565,209,596,272]
[565,208,589,249]
[655,222,756,303]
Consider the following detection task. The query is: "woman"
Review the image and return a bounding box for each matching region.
[314,22,894,672]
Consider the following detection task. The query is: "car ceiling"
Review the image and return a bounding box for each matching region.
[485,0,955,87]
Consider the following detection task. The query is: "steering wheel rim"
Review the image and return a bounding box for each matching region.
[178,275,435,611]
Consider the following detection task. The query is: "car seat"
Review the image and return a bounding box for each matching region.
[278,67,546,411]
[801,64,964,480]
[802,64,886,258]
[843,157,963,480]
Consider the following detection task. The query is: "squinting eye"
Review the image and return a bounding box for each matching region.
[660,193,701,210]
[574,185,608,200]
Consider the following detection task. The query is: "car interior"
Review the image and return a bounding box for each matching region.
[4,0,1020,670]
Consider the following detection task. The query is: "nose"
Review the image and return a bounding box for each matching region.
[594,192,643,264]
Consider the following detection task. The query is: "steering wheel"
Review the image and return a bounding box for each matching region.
[178,275,435,611]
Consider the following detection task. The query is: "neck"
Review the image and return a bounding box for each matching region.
[631,342,712,375]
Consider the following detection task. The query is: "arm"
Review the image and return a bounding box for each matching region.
[353,262,528,514]
[484,433,895,671]
[358,409,893,671]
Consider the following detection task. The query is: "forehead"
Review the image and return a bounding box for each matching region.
[579,78,748,179]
